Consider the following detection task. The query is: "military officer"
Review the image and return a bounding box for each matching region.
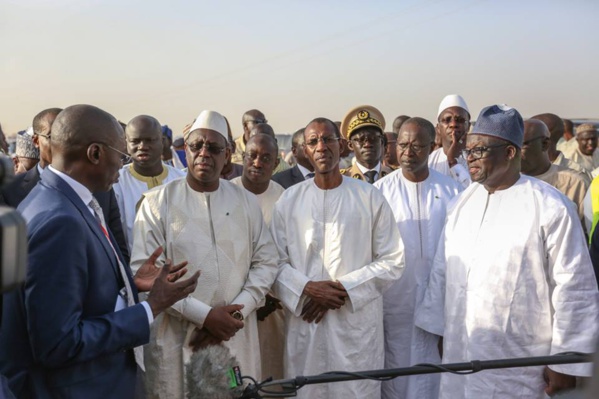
[340,105,393,183]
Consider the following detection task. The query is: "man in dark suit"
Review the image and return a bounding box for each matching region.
[272,128,314,189]
[0,108,130,263]
[0,104,199,399]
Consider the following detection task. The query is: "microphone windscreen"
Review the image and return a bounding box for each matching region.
[186,345,243,399]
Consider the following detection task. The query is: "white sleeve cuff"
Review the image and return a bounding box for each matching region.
[140,301,154,324]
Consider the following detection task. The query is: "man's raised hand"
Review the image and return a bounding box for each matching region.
[146,257,200,317]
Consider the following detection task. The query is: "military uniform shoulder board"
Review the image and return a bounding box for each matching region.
[340,167,349,174]
[352,173,363,180]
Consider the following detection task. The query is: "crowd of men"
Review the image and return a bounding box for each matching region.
[0,95,598,399]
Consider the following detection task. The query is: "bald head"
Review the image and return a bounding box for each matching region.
[50,104,125,192]
[52,105,122,150]
[246,133,279,154]
[524,119,550,141]
[249,122,275,138]
[31,107,63,167]
[32,108,63,136]
[530,113,564,144]
[400,117,436,142]
[242,109,267,141]
[392,115,411,134]
[125,115,161,137]
[521,119,551,176]
[125,115,164,175]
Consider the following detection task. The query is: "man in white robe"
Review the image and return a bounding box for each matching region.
[416,105,599,399]
[568,124,599,173]
[231,133,286,381]
[428,94,472,189]
[130,110,279,398]
[272,117,405,399]
[113,115,185,252]
[532,113,592,183]
[374,118,460,399]
[520,119,588,227]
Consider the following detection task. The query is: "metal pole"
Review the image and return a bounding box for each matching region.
[258,352,592,390]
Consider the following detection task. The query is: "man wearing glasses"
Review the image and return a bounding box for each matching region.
[428,94,472,189]
[0,107,130,263]
[417,105,599,398]
[113,115,185,253]
[0,104,199,398]
[340,105,393,183]
[271,117,404,398]
[130,110,279,398]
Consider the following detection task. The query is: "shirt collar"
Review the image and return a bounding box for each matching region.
[296,163,313,178]
[356,161,381,175]
[48,165,94,214]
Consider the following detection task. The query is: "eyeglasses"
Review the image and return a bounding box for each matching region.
[102,144,132,164]
[439,115,469,125]
[462,143,509,160]
[522,136,545,147]
[397,142,430,153]
[186,140,226,155]
[351,134,383,145]
[305,136,340,148]
[244,152,274,164]
[36,133,51,139]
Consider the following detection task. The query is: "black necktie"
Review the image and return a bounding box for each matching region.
[364,170,377,184]
[306,172,315,179]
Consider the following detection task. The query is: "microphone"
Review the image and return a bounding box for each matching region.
[186,344,244,399]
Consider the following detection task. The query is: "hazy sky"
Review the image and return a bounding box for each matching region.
[1,0,597,139]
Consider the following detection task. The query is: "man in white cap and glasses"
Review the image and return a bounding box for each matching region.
[416,105,599,398]
[427,94,471,189]
[130,110,280,398]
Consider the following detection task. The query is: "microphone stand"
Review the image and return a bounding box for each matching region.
[239,352,593,398]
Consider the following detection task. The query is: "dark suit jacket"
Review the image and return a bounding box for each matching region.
[271,165,305,189]
[0,166,129,263]
[0,169,149,399]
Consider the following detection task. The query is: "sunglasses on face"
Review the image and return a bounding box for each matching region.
[186,141,226,155]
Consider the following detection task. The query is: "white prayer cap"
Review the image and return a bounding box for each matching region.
[186,110,228,141]
[437,94,470,120]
